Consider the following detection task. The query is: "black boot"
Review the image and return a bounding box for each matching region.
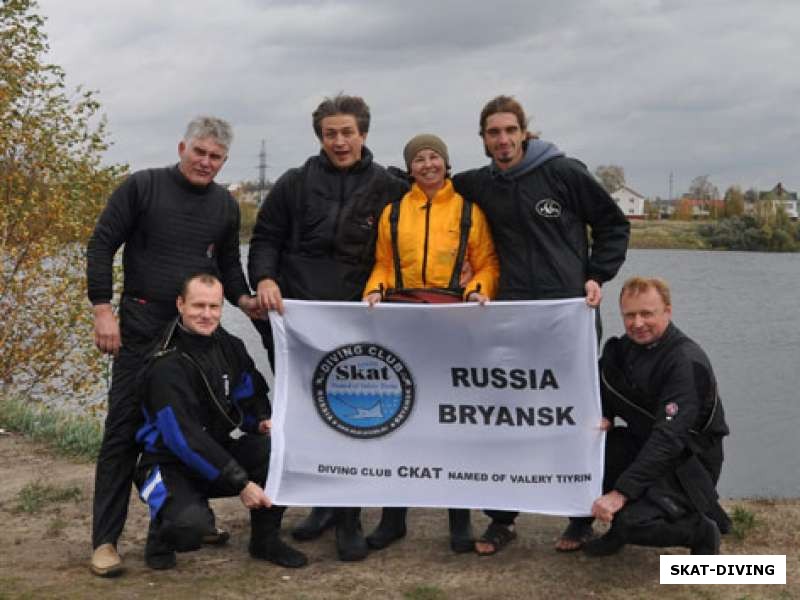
[366,507,407,550]
[335,507,368,561]
[690,515,721,555]
[144,521,177,570]
[249,507,308,568]
[291,506,336,541]
[448,508,473,553]
[583,528,626,557]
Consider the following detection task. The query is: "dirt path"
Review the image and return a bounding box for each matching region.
[0,432,796,599]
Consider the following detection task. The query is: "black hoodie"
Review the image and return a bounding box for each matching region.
[454,140,630,300]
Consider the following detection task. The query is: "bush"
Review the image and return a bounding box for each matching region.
[1,0,124,399]
[700,213,799,252]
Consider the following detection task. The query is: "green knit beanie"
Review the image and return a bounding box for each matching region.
[403,134,449,170]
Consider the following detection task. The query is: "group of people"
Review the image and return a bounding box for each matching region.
[86,94,730,577]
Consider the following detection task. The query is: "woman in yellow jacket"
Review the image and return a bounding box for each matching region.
[363,134,499,553]
[364,134,498,305]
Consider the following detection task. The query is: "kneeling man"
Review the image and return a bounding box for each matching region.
[135,273,306,569]
[585,276,730,556]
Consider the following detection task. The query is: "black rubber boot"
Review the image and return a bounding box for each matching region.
[249,507,308,568]
[448,508,473,553]
[583,528,626,557]
[366,507,407,550]
[291,506,336,541]
[335,507,368,561]
[690,515,721,555]
[144,522,177,570]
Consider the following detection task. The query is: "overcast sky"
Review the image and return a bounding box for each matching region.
[37,0,799,198]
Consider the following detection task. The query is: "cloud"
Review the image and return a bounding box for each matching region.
[37,0,800,196]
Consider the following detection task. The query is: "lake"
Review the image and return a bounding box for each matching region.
[223,249,799,499]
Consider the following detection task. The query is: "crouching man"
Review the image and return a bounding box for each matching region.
[585,276,731,557]
[134,273,306,570]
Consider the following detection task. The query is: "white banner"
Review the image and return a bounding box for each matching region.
[266,299,603,516]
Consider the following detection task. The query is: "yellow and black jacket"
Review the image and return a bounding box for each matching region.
[364,179,498,300]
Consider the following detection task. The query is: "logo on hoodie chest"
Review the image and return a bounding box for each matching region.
[535,198,562,219]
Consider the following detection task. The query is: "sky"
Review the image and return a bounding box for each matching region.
[36,0,800,199]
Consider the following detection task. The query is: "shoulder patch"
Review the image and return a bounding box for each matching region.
[665,402,679,419]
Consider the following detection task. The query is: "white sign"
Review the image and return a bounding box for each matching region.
[660,555,786,585]
[266,299,603,516]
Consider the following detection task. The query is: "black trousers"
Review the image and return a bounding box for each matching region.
[91,297,175,548]
[251,317,275,371]
[602,427,705,549]
[138,433,284,552]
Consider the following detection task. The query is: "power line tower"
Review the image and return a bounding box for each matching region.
[257,139,269,206]
[669,171,674,202]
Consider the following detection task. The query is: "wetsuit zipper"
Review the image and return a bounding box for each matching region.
[331,171,346,252]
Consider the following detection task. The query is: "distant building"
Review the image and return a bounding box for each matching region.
[758,183,798,220]
[611,185,646,219]
[678,197,724,219]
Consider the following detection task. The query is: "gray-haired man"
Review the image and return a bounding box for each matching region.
[86,116,260,576]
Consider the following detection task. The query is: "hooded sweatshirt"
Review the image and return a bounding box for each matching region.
[453,140,629,300]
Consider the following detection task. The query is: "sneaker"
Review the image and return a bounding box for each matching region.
[90,543,123,577]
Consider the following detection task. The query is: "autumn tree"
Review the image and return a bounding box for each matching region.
[688,175,719,200]
[594,164,625,194]
[723,185,745,218]
[643,199,660,220]
[672,198,693,221]
[1,0,124,400]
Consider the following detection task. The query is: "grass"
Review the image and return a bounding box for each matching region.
[404,586,447,600]
[14,481,82,514]
[628,219,710,250]
[730,505,757,541]
[46,515,69,538]
[0,395,102,460]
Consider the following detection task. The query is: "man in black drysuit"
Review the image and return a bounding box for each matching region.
[584,276,730,556]
[452,95,630,554]
[135,273,306,569]
[247,93,407,561]
[86,116,262,576]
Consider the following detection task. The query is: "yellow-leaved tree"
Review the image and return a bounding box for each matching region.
[1,0,124,401]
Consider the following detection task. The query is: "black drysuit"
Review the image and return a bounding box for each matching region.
[598,322,730,548]
[86,165,249,548]
[135,320,281,552]
[248,147,407,367]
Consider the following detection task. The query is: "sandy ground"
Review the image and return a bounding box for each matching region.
[0,432,797,600]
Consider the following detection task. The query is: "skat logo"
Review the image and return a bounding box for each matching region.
[535,198,562,218]
[312,343,415,439]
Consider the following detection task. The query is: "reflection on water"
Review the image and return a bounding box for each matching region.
[226,248,799,499]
